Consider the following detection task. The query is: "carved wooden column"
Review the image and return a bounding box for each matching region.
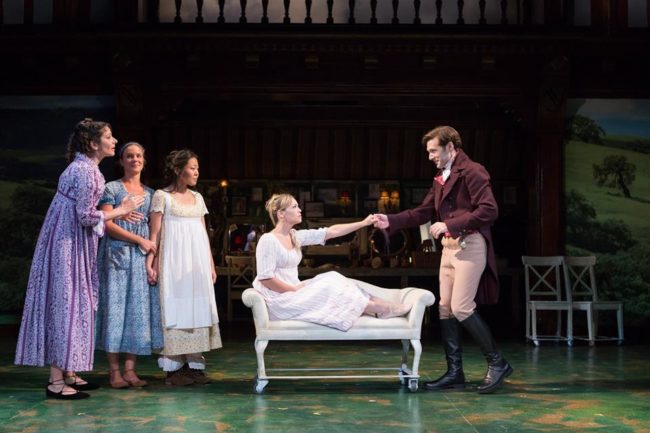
[53,0,90,27]
[614,0,628,29]
[146,0,160,23]
[112,53,148,155]
[529,56,570,255]
[114,0,139,27]
[591,0,627,31]
[24,0,34,25]
[543,0,564,26]
[521,0,532,25]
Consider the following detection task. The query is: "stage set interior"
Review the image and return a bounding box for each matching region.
[1,1,649,432]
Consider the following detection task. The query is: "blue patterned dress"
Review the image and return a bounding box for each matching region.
[95,181,163,355]
[15,153,105,372]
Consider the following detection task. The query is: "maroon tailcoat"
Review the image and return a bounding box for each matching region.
[387,149,499,304]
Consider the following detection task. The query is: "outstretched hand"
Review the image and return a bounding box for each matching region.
[362,214,378,226]
[373,213,390,230]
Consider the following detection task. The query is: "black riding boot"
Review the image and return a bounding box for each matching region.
[424,318,466,391]
[461,313,513,394]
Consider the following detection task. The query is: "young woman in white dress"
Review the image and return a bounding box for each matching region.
[253,194,411,331]
[146,149,221,386]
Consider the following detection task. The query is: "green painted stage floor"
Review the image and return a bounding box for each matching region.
[1,338,649,433]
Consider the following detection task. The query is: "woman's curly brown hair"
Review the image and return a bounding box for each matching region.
[65,118,111,163]
[163,149,199,188]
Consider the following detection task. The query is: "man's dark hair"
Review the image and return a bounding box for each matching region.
[421,126,463,149]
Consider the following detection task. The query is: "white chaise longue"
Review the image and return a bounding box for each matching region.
[242,279,435,394]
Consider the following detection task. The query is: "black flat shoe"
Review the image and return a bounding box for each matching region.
[64,375,100,391]
[46,380,90,400]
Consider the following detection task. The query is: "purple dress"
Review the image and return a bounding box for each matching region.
[15,153,105,372]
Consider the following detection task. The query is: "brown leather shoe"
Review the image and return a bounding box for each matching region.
[187,368,212,385]
[165,370,194,386]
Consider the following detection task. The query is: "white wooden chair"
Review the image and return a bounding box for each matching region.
[563,256,624,346]
[522,256,573,346]
[225,255,256,322]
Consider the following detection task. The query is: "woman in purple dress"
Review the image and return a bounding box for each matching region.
[14,119,144,400]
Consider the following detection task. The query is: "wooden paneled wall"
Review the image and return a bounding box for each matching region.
[147,117,523,184]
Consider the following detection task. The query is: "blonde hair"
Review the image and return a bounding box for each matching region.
[265,193,300,249]
[265,193,295,226]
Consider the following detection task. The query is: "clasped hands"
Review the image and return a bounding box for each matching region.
[146,265,157,286]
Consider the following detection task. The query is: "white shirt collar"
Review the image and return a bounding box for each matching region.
[442,157,454,181]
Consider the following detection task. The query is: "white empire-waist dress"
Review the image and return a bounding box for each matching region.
[151,189,222,357]
[253,228,370,331]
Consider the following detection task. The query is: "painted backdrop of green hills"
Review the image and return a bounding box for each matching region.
[565,124,650,320]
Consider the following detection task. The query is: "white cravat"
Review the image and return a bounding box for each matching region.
[442,159,453,182]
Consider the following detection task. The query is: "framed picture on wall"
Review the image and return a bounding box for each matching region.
[251,187,263,202]
[299,191,312,209]
[368,183,380,199]
[304,201,325,218]
[231,196,247,216]
[317,188,338,205]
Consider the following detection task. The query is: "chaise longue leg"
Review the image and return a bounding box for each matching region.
[401,339,410,370]
[399,339,411,385]
[253,339,270,394]
[410,339,422,378]
[254,339,269,378]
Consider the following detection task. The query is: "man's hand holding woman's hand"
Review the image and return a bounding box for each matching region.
[362,214,379,226]
[372,213,390,230]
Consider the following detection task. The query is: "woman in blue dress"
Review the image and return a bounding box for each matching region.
[96,142,163,389]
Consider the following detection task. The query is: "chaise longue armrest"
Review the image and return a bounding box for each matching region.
[242,288,271,332]
[351,279,435,327]
[401,287,436,328]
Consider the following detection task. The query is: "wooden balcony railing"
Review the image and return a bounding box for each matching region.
[0,0,648,30]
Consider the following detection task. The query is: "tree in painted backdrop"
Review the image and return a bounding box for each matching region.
[567,114,605,144]
[0,185,53,312]
[565,189,635,253]
[593,155,636,198]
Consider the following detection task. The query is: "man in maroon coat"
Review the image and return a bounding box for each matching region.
[375,126,512,394]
